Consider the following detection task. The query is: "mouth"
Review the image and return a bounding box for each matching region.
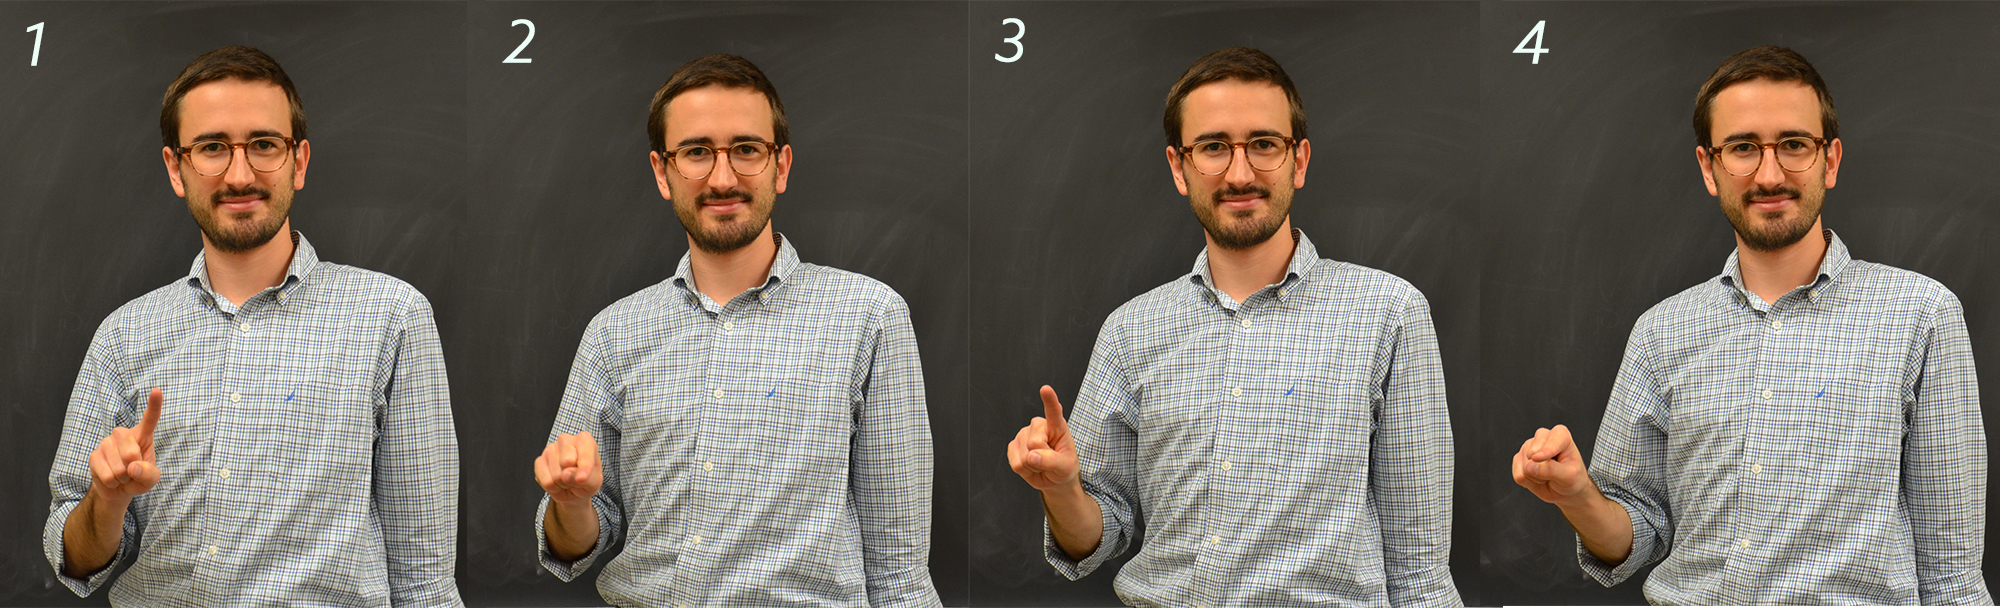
[212,192,267,215]
[1743,188,1800,213]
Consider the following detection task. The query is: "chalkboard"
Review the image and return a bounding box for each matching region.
[1479,2,2000,604]
[5,1,1999,607]
[966,2,1479,605]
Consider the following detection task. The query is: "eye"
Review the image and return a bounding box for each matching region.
[1721,141,1759,156]
[1778,138,1812,153]
[248,138,282,153]
[679,146,714,160]
[1248,138,1283,153]
[1191,141,1229,155]
[192,141,229,155]
[731,142,766,157]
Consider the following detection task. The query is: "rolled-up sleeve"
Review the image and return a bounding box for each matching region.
[44,313,135,597]
[536,325,625,581]
[1581,324,1674,586]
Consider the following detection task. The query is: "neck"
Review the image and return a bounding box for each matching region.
[688,224,779,305]
[1734,219,1827,305]
[1204,218,1295,304]
[203,221,295,306]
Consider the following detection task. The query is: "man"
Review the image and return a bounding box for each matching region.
[42,46,460,605]
[530,54,939,606]
[1512,45,1988,604]
[1005,47,1460,606]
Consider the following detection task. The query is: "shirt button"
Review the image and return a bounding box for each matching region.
[1808,289,1818,299]
[712,388,723,399]
[1750,463,1763,475]
[688,535,702,546]
[1208,535,1221,547]
[1239,318,1251,329]
[1218,460,1233,472]
[206,545,219,556]
[229,392,242,403]
[1739,539,1751,551]
[702,461,714,473]
[723,321,735,331]
[1760,389,1773,401]
[219,468,232,480]
[1230,387,1243,398]
[1770,319,1784,330]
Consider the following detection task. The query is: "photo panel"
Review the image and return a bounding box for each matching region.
[1480,2,2000,604]
[968,2,1478,604]
[0,3,466,605]
[462,1,970,604]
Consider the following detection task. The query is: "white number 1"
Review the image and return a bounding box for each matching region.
[1513,20,1547,65]
[26,22,43,66]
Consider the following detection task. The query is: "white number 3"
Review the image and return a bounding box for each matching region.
[995,18,1024,63]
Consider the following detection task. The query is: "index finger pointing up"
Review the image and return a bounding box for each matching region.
[138,388,163,445]
[1039,386,1069,439]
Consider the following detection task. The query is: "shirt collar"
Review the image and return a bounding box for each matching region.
[1188,228,1319,303]
[183,230,319,304]
[1718,227,1847,300]
[670,231,798,302]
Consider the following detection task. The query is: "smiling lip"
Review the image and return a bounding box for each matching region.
[1748,196,1792,212]
[216,197,263,213]
[701,199,746,214]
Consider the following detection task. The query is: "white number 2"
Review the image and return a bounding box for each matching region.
[503,19,534,64]
[26,22,43,66]
[1513,20,1547,65]
[995,18,1024,63]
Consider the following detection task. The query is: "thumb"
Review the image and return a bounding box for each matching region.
[1039,386,1069,441]
[138,388,163,447]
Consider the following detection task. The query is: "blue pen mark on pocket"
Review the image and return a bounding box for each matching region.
[1284,383,1295,397]
[285,390,295,402]
[766,387,776,398]
[1814,387,1825,399]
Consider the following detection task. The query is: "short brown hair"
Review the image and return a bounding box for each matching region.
[1163,47,1308,148]
[160,46,307,148]
[647,54,789,153]
[1692,45,1838,147]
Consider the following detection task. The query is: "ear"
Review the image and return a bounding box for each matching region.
[650,151,675,200]
[162,147,187,198]
[1166,146,1190,196]
[772,144,792,195]
[1291,138,1311,189]
[290,139,310,190]
[1696,145,1719,197]
[1822,138,1841,189]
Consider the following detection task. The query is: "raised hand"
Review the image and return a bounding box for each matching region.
[89,388,163,504]
[1007,386,1080,491]
[1512,424,1596,506]
[535,431,602,506]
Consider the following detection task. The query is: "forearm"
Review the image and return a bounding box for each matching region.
[61,491,126,578]
[544,499,601,562]
[1043,483,1103,560]
[1558,488,1634,566]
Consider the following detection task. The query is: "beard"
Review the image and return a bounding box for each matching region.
[1721,182,1823,252]
[1190,182,1293,250]
[188,184,291,253]
[674,186,775,254]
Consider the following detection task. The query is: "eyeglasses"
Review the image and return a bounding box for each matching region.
[1178,136,1297,176]
[661,140,776,180]
[1706,136,1827,177]
[174,136,297,177]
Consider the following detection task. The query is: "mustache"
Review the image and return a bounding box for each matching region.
[1213,184,1271,201]
[696,189,754,205]
[1740,185,1801,204]
[209,185,271,205]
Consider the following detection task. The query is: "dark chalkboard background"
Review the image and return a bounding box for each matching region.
[3,1,1998,607]
[1480,2,2000,605]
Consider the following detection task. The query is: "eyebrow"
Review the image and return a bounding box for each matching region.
[1718,129,1819,143]
[673,134,772,148]
[1187,129,1289,143]
[185,129,288,144]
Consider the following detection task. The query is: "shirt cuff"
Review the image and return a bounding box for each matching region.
[1576,494,1655,587]
[1042,492,1121,580]
[535,494,611,581]
[44,500,131,597]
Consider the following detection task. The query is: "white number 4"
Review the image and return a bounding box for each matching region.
[1513,20,1547,65]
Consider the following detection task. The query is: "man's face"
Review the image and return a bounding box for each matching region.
[162,78,309,253]
[649,85,792,254]
[1697,78,1841,252]
[1167,78,1310,251]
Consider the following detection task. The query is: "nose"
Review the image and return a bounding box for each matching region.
[221,146,257,189]
[705,155,741,190]
[1222,145,1256,187]
[1751,146,1787,189]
